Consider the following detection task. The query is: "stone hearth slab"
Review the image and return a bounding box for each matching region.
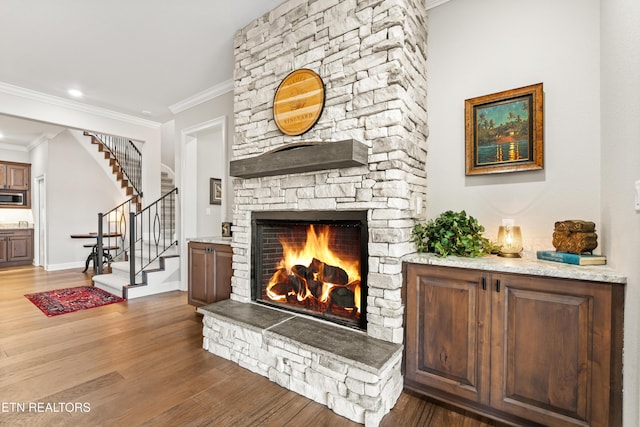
[268,316,401,372]
[198,300,404,426]
[198,299,401,373]
[199,298,293,330]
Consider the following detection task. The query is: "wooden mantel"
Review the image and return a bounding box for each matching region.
[229,139,368,179]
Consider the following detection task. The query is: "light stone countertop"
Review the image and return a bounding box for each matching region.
[0,223,33,229]
[403,252,627,284]
[186,236,232,245]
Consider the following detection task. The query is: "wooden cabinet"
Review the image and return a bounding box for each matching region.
[404,262,624,427]
[0,229,34,267]
[188,241,232,307]
[0,161,30,190]
[0,161,31,209]
[0,235,6,263]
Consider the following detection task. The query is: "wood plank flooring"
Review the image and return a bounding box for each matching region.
[0,266,505,427]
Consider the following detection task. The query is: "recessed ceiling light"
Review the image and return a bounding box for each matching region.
[0,133,4,139]
[141,110,152,116]
[68,89,83,98]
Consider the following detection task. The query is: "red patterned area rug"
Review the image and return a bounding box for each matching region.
[25,286,125,317]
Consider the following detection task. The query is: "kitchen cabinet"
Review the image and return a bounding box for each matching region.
[0,161,31,209]
[0,161,30,190]
[0,229,34,267]
[404,262,624,427]
[188,241,232,307]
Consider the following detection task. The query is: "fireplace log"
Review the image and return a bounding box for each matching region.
[310,258,349,286]
[270,281,293,297]
[268,269,296,298]
[329,286,355,308]
[291,265,312,293]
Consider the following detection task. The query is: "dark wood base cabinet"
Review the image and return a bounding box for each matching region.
[0,229,34,267]
[188,241,232,307]
[403,262,624,427]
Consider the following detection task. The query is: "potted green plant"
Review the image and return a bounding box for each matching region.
[411,210,497,257]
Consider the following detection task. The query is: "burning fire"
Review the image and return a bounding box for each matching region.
[266,225,361,314]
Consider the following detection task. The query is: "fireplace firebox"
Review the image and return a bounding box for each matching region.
[252,211,368,330]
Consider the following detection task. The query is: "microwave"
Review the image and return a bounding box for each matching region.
[0,191,26,207]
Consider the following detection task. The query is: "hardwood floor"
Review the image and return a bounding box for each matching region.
[0,266,505,427]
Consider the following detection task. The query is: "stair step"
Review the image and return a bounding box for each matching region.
[92,274,128,299]
[86,131,142,211]
[93,252,181,300]
[110,247,178,276]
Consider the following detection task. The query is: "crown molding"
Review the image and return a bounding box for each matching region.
[0,82,161,129]
[426,0,452,9]
[0,142,28,152]
[28,134,49,151]
[169,79,234,115]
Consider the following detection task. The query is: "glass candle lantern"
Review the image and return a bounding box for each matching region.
[497,225,523,258]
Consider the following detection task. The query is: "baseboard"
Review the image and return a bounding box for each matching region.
[45,261,85,271]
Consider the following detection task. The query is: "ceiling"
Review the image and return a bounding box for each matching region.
[0,0,284,147]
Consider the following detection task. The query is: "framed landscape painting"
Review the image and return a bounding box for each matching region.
[465,83,543,175]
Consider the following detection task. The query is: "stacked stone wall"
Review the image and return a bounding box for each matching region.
[231,0,427,344]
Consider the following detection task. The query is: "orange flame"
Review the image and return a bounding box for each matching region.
[266,225,361,313]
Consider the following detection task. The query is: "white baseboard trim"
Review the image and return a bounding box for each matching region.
[45,261,85,271]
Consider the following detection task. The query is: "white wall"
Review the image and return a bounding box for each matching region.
[0,87,163,269]
[161,120,176,171]
[196,126,224,237]
[601,0,640,425]
[0,89,162,205]
[429,0,638,425]
[427,0,601,253]
[173,90,234,289]
[0,147,29,163]
[174,90,235,233]
[44,130,124,268]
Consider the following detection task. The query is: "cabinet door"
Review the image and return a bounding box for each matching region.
[0,164,6,189]
[404,264,490,404]
[188,242,211,306]
[490,273,615,427]
[6,164,29,190]
[211,246,232,302]
[0,237,7,263]
[7,234,32,261]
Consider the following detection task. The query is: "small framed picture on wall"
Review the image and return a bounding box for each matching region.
[210,178,222,205]
[465,83,544,175]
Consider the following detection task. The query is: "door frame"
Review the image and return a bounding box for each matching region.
[179,116,227,291]
[34,174,46,268]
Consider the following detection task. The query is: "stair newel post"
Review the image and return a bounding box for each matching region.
[97,213,104,275]
[129,211,136,286]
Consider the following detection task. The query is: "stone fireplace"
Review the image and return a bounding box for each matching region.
[252,210,368,330]
[199,0,428,425]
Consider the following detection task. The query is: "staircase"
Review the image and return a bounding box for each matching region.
[92,245,180,299]
[92,185,179,300]
[84,131,143,211]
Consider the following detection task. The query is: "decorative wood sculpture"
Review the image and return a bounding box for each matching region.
[273,69,325,136]
[552,220,598,254]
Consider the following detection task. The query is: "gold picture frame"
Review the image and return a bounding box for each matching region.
[465,83,544,175]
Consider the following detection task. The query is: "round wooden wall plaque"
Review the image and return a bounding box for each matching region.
[273,69,325,136]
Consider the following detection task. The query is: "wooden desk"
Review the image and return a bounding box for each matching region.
[70,233,121,273]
